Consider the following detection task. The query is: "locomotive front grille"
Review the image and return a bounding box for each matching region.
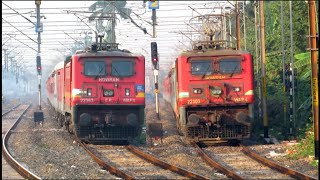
[76,126,139,141]
[187,125,250,139]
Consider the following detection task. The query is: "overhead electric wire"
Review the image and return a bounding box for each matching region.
[2,2,35,25]
[2,18,37,44]
[5,34,37,52]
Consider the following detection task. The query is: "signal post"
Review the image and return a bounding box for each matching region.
[149,1,160,120]
[34,0,44,125]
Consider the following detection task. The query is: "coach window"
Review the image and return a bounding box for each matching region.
[219,59,241,74]
[111,60,133,77]
[84,61,106,76]
[191,60,212,75]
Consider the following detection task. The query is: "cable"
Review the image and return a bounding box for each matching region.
[2,18,37,44]
[5,34,37,52]
[2,2,35,25]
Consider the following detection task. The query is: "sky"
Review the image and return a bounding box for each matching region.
[2,1,234,76]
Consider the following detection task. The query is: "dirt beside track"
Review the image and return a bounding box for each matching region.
[8,100,118,179]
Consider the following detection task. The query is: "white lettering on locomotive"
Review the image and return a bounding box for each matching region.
[104,98,113,102]
[80,98,94,103]
[123,98,136,102]
[233,97,248,102]
[187,99,201,104]
[98,77,120,82]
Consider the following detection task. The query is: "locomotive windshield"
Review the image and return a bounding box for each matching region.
[191,60,212,75]
[84,61,106,76]
[111,60,133,77]
[219,59,241,74]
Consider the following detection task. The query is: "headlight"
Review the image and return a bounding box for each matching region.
[193,88,203,94]
[233,87,241,92]
[211,88,222,95]
[103,89,114,97]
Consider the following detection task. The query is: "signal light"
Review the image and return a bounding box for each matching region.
[151,42,158,69]
[36,56,42,75]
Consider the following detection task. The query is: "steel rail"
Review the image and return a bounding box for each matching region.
[2,104,41,180]
[240,144,317,180]
[191,142,245,180]
[126,145,209,180]
[2,104,21,116]
[78,141,135,180]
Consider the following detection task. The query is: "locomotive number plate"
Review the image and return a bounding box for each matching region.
[232,97,248,102]
[80,98,94,103]
[187,99,201,104]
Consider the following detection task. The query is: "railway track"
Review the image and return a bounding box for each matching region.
[79,142,209,179]
[2,104,21,116]
[2,104,41,180]
[192,142,316,180]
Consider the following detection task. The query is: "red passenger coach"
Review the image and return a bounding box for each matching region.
[163,42,254,144]
[46,44,145,143]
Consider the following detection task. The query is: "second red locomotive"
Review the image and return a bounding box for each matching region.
[46,44,145,143]
[163,41,254,144]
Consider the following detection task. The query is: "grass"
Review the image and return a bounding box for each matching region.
[288,123,318,167]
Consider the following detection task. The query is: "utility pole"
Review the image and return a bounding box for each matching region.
[307,0,319,160]
[281,1,288,139]
[235,0,241,50]
[259,1,268,138]
[289,1,296,136]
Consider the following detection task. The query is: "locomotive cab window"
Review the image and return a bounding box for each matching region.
[111,60,134,77]
[219,59,241,74]
[84,61,106,76]
[191,60,212,75]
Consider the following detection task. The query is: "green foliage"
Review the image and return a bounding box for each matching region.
[244,1,315,139]
[88,1,131,43]
[288,122,318,167]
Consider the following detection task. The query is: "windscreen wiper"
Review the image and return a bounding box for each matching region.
[112,66,121,77]
[201,66,212,79]
[229,65,239,78]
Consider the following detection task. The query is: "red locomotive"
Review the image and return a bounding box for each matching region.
[46,43,146,143]
[163,41,254,144]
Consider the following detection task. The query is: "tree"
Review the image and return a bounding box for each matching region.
[88,0,131,43]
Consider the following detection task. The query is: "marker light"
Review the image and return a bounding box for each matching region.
[87,88,92,96]
[125,88,130,96]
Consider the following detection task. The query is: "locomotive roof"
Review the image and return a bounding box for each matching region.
[180,49,250,57]
[75,50,143,58]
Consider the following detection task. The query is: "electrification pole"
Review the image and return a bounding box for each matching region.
[111,1,116,43]
[235,0,241,50]
[3,49,8,72]
[36,0,42,110]
[308,0,319,160]
[281,1,288,138]
[259,1,268,138]
[254,2,262,126]
[243,2,246,51]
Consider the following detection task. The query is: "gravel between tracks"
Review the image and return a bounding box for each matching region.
[4,96,319,179]
[8,101,118,179]
[144,97,319,179]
